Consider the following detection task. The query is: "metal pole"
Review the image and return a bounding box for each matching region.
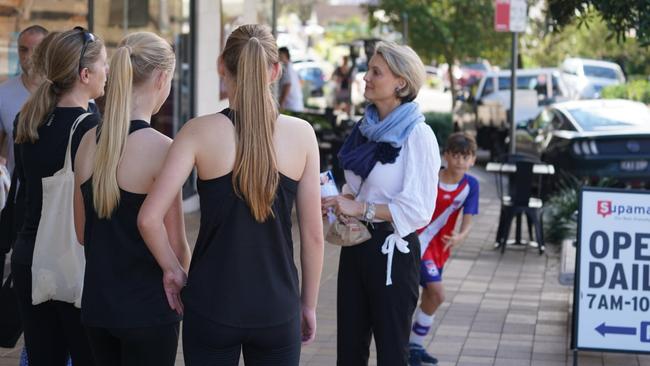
[402,12,408,45]
[123,0,128,36]
[272,0,277,38]
[509,31,518,155]
[87,0,94,32]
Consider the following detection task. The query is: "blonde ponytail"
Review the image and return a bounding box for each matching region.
[16,83,57,143]
[92,47,132,218]
[224,25,279,222]
[92,32,175,218]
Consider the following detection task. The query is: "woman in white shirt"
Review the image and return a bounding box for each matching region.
[322,41,441,366]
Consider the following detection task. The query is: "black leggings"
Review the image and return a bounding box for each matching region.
[336,228,420,366]
[11,260,95,366]
[85,322,179,366]
[182,308,301,366]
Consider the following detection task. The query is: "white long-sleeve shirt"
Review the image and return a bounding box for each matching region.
[342,122,441,237]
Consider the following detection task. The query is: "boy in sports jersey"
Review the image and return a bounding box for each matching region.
[408,133,479,366]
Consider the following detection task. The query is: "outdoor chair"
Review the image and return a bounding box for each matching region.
[493,153,549,254]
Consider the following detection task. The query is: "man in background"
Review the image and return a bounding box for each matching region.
[278,46,304,112]
[0,25,48,173]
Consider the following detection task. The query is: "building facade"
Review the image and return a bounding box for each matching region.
[0,0,274,205]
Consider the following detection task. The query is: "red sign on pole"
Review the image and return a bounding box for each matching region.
[495,0,510,32]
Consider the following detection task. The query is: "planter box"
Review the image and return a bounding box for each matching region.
[559,238,576,285]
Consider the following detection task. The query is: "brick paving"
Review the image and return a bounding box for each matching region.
[2,165,650,365]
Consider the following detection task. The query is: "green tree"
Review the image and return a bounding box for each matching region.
[368,0,510,105]
[523,10,650,76]
[279,0,325,24]
[547,0,650,46]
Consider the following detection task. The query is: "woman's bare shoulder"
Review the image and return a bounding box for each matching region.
[176,112,233,141]
[277,114,316,138]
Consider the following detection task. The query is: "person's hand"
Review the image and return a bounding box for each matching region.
[301,305,317,345]
[321,195,364,218]
[163,266,187,315]
[442,233,462,252]
[0,156,6,166]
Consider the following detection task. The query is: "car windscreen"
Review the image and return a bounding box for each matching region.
[583,65,620,79]
[498,74,552,98]
[498,75,545,91]
[464,63,488,71]
[567,104,650,132]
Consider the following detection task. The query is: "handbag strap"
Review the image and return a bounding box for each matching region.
[62,113,92,173]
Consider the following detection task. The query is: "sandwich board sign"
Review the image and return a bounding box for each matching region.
[572,187,650,357]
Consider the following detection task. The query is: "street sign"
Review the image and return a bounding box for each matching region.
[494,0,527,33]
[572,187,650,355]
[495,0,510,32]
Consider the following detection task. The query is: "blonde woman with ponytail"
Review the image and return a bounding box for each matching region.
[72,32,188,366]
[12,27,106,366]
[138,24,324,365]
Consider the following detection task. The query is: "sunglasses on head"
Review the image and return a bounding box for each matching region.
[74,26,96,74]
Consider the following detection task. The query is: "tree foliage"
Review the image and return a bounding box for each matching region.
[547,0,650,46]
[369,0,510,65]
[278,0,325,23]
[523,10,650,76]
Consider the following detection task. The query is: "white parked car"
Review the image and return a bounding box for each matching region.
[560,58,626,100]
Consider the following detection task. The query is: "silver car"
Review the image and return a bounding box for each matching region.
[560,58,626,100]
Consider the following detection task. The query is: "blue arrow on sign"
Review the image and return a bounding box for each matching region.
[595,322,637,337]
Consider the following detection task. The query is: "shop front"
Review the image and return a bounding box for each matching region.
[0,0,274,208]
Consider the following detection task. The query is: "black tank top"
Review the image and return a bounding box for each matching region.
[80,120,181,328]
[181,108,300,328]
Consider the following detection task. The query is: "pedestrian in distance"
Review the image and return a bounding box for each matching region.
[322,41,441,366]
[0,24,49,284]
[138,23,324,366]
[408,132,479,366]
[331,55,354,114]
[0,25,48,173]
[12,27,108,366]
[73,31,189,366]
[278,46,304,112]
[0,24,48,366]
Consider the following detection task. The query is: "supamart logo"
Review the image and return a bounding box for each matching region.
[597,200,612,217]
[597,200,650,218]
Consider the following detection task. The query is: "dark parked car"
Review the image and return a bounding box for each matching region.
[515,99,650,187]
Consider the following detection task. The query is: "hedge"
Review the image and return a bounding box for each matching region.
[601,79,650,104]
[423,112,453,148]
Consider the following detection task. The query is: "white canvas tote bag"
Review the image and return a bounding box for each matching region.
[31,113,91,308]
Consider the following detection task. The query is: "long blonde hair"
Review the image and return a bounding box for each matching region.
[222,24,279,222]
[16,29,104,143]
[93,32,175,218]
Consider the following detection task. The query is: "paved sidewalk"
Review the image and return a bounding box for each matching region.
[2,166,650,365]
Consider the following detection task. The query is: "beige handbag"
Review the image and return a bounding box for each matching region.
[325,178,372,246]
[326,216,372,246]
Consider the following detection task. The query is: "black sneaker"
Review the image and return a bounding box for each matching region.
[408,343,438,365]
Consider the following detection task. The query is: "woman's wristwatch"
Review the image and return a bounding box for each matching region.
[363,202,376,222]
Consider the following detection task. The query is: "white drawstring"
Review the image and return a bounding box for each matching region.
[381,233,410,286]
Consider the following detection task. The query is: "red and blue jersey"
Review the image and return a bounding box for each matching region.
[417,173,479,269]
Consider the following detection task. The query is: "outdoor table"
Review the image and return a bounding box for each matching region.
[485,162,555,175]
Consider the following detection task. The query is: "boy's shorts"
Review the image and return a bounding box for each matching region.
[419,259,443,287]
